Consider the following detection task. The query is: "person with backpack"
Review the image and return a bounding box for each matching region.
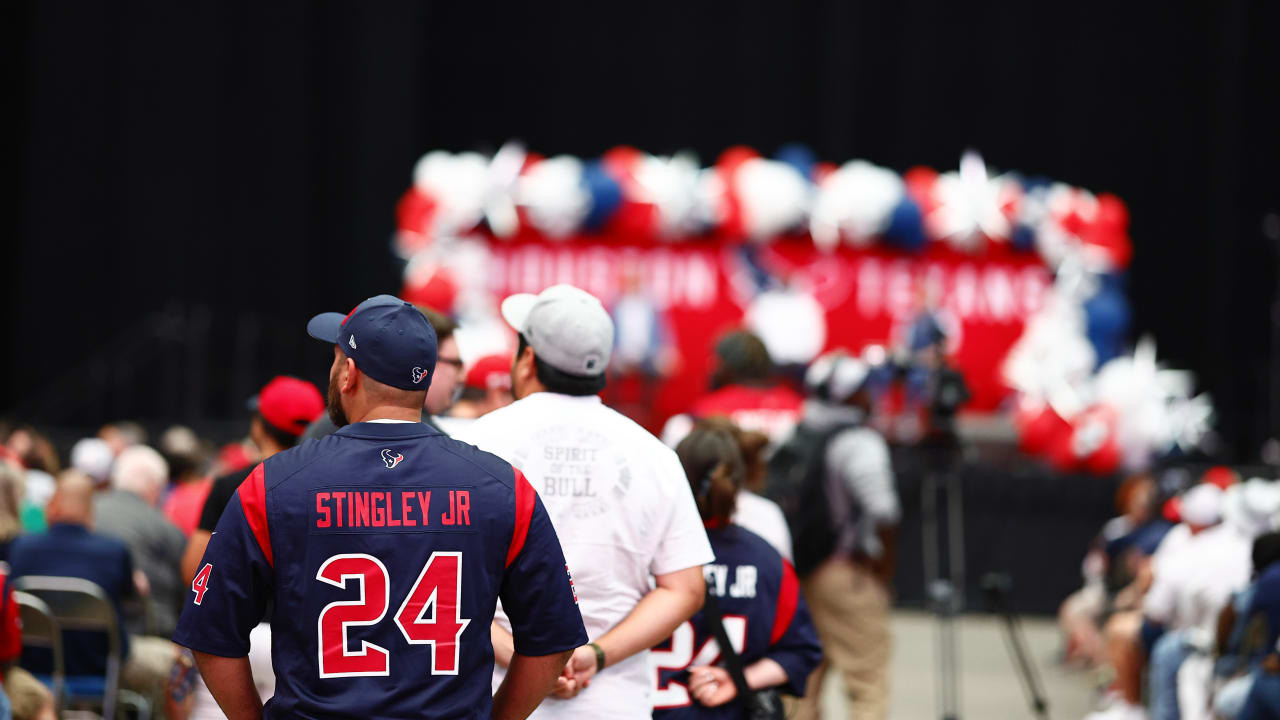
[768,351,899,720]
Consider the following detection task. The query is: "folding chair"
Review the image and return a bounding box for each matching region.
[13,576,150,720]
[13,590,65,715]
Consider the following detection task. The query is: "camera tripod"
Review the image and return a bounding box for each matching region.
[920,460,1051,720]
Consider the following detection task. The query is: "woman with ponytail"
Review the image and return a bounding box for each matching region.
[652,424,822,719]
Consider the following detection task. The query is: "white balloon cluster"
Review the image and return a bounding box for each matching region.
[1004,275,1213,473]
[809,160,904,251]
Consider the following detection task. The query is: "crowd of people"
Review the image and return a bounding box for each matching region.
[6,282,1277,720]
[0,282,908,720]
[1063,467,1280,720]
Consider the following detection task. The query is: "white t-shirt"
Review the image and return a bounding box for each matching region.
[1144,523,1251,635]
[455,392,715,720]
[733,490,792,560]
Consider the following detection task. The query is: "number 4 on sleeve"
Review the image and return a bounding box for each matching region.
[192,563,213,605]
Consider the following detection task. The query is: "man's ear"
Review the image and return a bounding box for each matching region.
[515,345,536,379]
[341,357,359,393]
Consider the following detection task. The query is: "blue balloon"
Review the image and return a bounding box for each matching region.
[581,161,623,230]
[1084,273,1131,366]
[774,143,818,180]
[1022,175,1053,193]
[1011,223,1037,251]
[883,196,927,251]
[1011,174,1049,251]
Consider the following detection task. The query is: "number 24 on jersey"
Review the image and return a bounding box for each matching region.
[190,552,471,678]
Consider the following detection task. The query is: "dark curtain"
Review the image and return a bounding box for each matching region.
[7,1,1279,461]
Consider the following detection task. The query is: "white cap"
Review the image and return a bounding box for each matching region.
[501,284,614,377]
[1180,482,1224,528]
[805,351,870,403]
[1223,478,1280,539]
[71,437,114,483]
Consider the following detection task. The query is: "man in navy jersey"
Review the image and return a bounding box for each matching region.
[172,295,587,720]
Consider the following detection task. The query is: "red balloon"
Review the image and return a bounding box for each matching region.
[715,146,760,176]
[1077,405,1119,473]
[396,187,438,235]
[903,166,940,215]
[812,161,839,184]
[402,266,458,315]
[1014,398,1071,456]
[600,146,645,181]
[1202,465,1239,490]
[711,146,761,239]
[1094,194,1130,232]
[597,146,661,239]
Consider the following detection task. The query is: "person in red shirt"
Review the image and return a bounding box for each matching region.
[159,425,213,538]
[686,331,803,448]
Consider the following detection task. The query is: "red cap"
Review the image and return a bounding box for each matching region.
[465,354,513,391]
[253,376,325,436]
[1202,465,1239,490]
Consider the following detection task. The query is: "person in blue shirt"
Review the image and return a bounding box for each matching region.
[653,424,822,719]
[172,295,587,720]
[1233,534,1280,720]
[8,472,136,678]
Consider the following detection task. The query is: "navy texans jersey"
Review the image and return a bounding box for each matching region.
[652,525,822,719]
[172,421,587,720]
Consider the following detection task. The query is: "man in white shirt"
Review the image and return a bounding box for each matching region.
[456,284,714,720]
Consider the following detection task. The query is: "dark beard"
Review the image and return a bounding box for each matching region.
[327,372,350,428]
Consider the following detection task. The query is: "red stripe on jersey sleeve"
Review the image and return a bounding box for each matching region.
[237,463,273,567]
[506,468,536,568]
[770,558,800,645]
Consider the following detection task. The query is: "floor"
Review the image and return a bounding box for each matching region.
[816,611,1099,720]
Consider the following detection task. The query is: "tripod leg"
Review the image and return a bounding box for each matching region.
[1005,612,1050,719]
[931,580,960,720]
[946,471,965,610]
[922,472,940,588]
[987,577,1050,720]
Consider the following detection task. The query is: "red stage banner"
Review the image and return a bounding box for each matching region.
[446,235,1050,424]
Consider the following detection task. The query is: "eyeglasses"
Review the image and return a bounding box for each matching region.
[438,356,464,371]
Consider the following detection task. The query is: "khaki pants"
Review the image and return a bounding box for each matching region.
[121,634,179,714]
[4,666,54,720]
[791,556,891,720]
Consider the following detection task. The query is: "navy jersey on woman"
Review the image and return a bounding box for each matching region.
[652,525,822,720]
[173,421,587,720]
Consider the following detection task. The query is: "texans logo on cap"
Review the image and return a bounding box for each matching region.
[307,295,439,393]
[381,449,404,469]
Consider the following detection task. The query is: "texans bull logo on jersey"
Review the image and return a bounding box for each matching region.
[381,448,404,468]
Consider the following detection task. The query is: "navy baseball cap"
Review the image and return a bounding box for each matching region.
[306,294,439,391]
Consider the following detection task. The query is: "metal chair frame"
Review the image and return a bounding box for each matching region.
[13,590,66,716]
[13,576,127,720]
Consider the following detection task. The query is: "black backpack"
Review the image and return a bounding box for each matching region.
[763,421,858,577]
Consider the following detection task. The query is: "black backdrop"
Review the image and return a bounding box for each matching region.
[7,1,1280,462]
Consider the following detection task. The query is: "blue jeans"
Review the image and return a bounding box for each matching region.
[1150,629,1195,720]
[1240,670,1280,720]
[1218,674,1256,719]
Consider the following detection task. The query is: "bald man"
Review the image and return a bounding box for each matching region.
[9,471,179,702]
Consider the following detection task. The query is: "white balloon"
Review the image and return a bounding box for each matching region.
[746,286,827,365]
[516,156,590,239]
[735,158,812,240]
[411,151,491,237]
[927,151,1012,251]
[810,160,904,251]
[632,152,704,238]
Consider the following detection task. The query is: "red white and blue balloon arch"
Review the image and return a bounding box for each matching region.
[393,142,1210,474]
